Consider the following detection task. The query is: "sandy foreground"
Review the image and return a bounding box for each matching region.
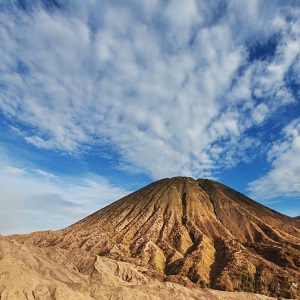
[0,234,278,300]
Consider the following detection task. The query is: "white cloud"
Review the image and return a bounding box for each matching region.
[3,166,27,176]
[248,118,300,200]
[0,1,299,180]
[34,169,58,179]
[0,148,130,235]
[163,0,201,46]
[251,103,269,125]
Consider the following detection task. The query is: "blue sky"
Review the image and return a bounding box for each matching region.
[0,0,300,235]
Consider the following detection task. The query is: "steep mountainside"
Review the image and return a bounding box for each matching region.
[10,177,300,298]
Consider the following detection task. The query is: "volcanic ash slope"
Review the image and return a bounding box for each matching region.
[9,177,300,299]
[0,235,278,300]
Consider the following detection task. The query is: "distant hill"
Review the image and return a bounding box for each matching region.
[295,215,300,220]
[8,177,300,299]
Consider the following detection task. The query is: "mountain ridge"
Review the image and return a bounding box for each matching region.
[8,177,300,298]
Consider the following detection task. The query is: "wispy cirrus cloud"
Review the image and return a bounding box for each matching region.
[0,146,130,235]
[0,0,299,183]
[248,118,300,200]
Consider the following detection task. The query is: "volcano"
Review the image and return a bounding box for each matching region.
[9,177,300,298]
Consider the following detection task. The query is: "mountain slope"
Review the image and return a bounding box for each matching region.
[10,177,300,298]
[0,235,277,300]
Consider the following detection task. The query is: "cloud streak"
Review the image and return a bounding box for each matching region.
[0,0,299,184]
[0,146,130,235]
[248,118,300,200]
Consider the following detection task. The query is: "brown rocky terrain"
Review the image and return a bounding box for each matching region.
[0,234,278,300]
[7,177,300,299]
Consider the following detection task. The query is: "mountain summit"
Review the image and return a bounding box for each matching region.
[10,177,300,298]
